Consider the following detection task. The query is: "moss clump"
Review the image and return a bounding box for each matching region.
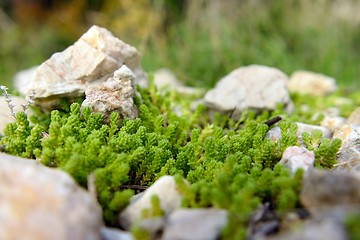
[0,81,349,238]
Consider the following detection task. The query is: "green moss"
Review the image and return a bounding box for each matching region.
[0,82,353,237]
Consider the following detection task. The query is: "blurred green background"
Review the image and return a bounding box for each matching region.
[0,0,359,89]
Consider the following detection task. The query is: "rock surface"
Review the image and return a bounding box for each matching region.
[100,227,133,240]
[162,208,228,240]
[0,95,34,135]
[288,70,337,96]
[300,169,360,215]
[19,25,147,110]
[13,66,38,96]
[203,65,293,120]
[333,124,360,145]
[347,107,360,125]
[0,152,103,240]
[119,175,183,230]
[81,65,138,123]
[280,146,315,174]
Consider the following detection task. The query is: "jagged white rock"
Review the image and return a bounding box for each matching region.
[81,65,138,123]
[20,25,147,110]
[204,65,293,120]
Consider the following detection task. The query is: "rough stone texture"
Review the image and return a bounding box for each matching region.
[162,208,228,240]
[280,146,315,174]
[333,138,360,173]
[154,68,200,95]
[100,227,133,240]
[0,96,34,135]
[81,65,138,123]
[300,169,360,215]
[333,124,360,146]
[19,25,147,110]
[0,152,103,240]
[288,70,337,96]
[347,107,360,125]
[265,122,332,143]
[203,65,293,120]
[119,176,183,230]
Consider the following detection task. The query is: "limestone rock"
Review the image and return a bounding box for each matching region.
[0,95,34,135]
[119,175,184,230]
[162,208,228,240]
[203,65,293,120]
[0,152,103,240]
[20,25,147,110]
[334,138,360,173]
[347,107,360,125]
[300,169,360,215]
[288,70,337,96]
[333,124,360,145]
[81,65,138,123]
[280,146,315,174]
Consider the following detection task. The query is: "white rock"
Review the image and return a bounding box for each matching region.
[0,152,103,240]
[20,25,147,109]
[81,65,138,123]
[280,146,315,174]
[288,70,337,96]
[0,95,34,135]
[204,65,293,120]
[162,208,228,240]
[119,175,183,230]
[333,124,360,144]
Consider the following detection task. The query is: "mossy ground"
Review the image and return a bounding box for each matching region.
[0,80,359,239]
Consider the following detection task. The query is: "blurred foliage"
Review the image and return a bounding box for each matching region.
[0,0,360,89]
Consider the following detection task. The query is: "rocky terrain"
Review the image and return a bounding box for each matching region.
[1,25,360,240]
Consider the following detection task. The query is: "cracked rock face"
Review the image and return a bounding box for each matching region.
[0,152,103,240]
[20,25,147,110]
[203,65,293,120]
[81,65,138,123]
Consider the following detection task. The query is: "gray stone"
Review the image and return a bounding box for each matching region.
[203,65,293,120]
[100,227,133,240]
[13,65,38,96]
[280,146,315,174]
[0,152,103,240]
[288,70,337,96]
[81,65,138,123]
[0,95,34,135]
[333,138,360,173]
[19,25,147,110]
[162,208,228,240]
[119,176,184,230]
[300,169,360,215]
